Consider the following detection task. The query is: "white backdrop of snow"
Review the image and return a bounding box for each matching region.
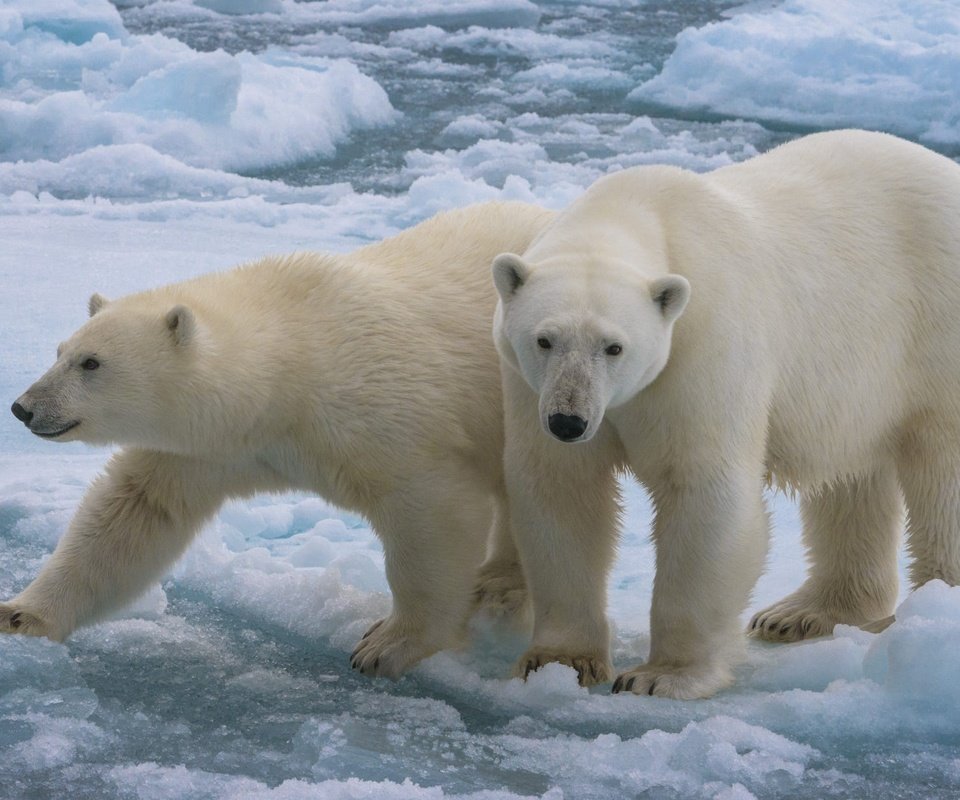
[2,1,960,799]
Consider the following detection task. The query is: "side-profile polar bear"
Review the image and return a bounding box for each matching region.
[492,129,960,699]
[5,202,555,677]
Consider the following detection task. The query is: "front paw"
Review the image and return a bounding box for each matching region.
[349,616,440,679]
[0,603,54,639]
[612,661,732,699]
[515,647,612,687]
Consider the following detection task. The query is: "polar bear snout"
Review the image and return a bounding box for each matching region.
[11,401,32,425]
[548,413,588,442]
[10,391,78,440]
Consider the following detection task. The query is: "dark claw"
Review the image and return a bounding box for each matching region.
[350,657,359,670]
[625,676,636,693]
[373,658,379,672]
[524,660,536,679]
[361,619,383,641]
[779,624,792,635]
[646,679,655,696]
[612,676,623,693]
[10,612,21,630]
[589,662,599,683]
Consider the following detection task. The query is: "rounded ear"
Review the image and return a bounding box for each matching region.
[165,304,196,346]
[492,253,530,301]
[88,293,110,317]
[649,275,691,324]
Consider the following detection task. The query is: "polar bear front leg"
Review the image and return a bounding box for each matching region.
[350,467,492,678]
[501,374,623,687]
[614,470,769,699]
[0,449,260,641]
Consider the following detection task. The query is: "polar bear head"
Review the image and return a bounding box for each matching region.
[10,292,202,450]
[492,253,690,443]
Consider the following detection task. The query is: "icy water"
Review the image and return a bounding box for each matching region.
[121,0,775,192]
[2,1,960,798]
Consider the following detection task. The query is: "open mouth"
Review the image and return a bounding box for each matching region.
[32,421,80,439]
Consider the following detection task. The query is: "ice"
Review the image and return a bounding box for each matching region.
[4,0,126,44]
[497,716,817,799]
[2,48,396,172]
[863,581,960,707]
[4,0,960,798]
[629,0,960,147]
[1,0,397,193]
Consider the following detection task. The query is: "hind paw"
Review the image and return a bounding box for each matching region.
[473,560,528,617]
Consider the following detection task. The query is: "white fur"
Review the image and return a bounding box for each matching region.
[493,130,960,698]
[4,202,555,678]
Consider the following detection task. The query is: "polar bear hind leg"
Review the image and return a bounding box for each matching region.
[897,423,960,589]
[750,462,901,642]
[472,492,530,619]
[350,462,493,678]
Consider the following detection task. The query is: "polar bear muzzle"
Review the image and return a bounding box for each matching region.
[10,395,79,439]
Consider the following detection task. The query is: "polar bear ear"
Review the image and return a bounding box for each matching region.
[649,275,691,324]
[165,304,196,346]
[88,293,110,317]
[492,253,530,300]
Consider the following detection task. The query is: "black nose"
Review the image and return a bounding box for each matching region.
[11,402,32,425]
[548,413,588,441]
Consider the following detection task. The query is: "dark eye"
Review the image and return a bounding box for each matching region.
[81,358,100,371]
[537,337,552,350]
[605,344,623,356]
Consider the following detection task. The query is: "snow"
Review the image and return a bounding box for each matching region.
[629,0,960,148]
[1,0,397,177]
[3,0,960,798]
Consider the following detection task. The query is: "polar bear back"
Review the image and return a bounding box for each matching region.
[544,130,960,487]
[95,201,556,504]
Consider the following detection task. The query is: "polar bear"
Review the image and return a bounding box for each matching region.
[5,201,554,677]
[492,130,960,699]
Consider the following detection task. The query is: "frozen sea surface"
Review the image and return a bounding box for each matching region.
[2,1,960,799]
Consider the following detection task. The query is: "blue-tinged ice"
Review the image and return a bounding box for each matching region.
[3,0,127,45]
[629,0,960,146]
[1,0,397,175]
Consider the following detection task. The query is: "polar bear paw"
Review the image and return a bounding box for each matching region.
[750,582,898,642]
[612,662,732,700]
[748,602,836,642]
[0,603,53,639]
[349,616,441,679]
[515,647,612,687]
[473,560,529,617]
[749,587,868,642]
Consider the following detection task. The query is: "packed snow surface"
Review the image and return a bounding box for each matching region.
[2,1,960,798]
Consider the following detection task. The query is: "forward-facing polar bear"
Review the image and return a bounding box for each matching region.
[492,129,960,699]
[5,201,555,676]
